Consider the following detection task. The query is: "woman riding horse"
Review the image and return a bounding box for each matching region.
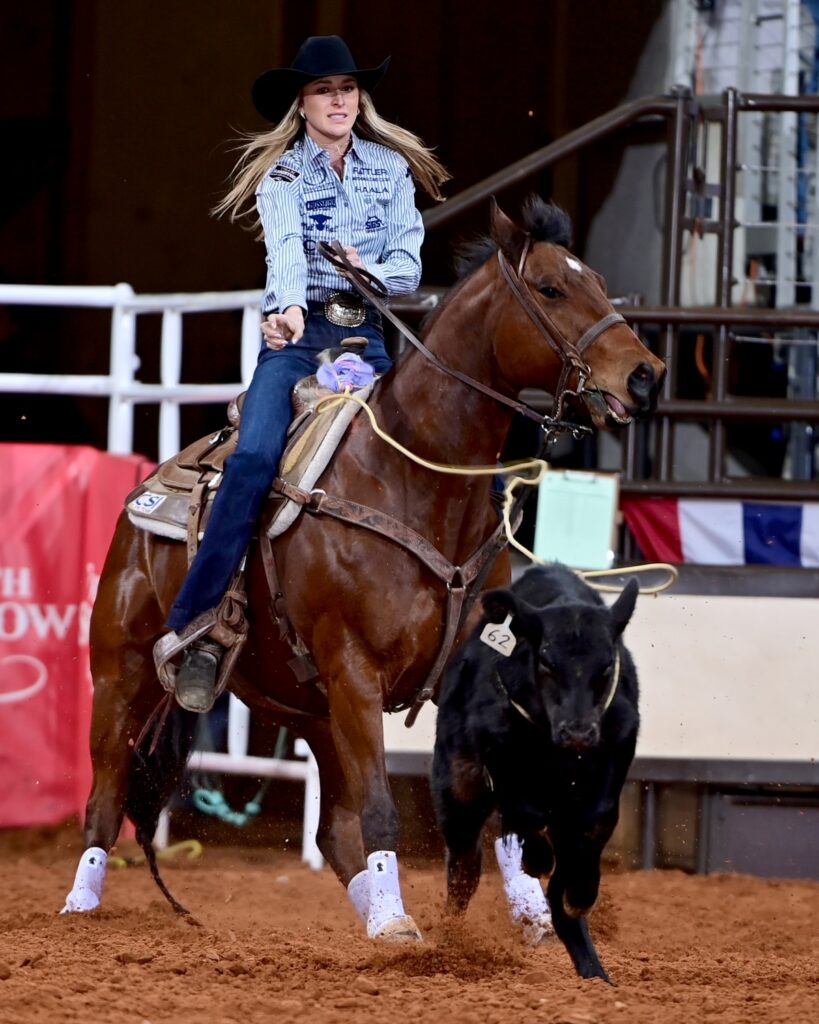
[168,35,449,714]
[62,77,664,937]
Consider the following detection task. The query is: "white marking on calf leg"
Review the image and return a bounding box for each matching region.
[61,847,108,913]
[366,850,422,941]
[494,835,555,945]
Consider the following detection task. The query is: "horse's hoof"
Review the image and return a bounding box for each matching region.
[60,887,100,914]
[369,915,423,942]
[519,913,555,946]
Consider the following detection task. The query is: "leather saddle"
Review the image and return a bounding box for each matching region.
[125,339,372,560]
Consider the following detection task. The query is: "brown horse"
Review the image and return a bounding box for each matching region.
[63,199,664,937]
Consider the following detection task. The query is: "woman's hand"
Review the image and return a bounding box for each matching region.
[262,306,305,349]
[339,245,363,270]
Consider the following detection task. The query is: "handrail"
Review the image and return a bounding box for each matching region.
[423,94,680,231]
[619,304,819,328]
[0,282,264,460]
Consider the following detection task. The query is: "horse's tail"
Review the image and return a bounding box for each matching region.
[125,695,199,919]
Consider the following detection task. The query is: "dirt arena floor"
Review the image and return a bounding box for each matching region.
[1,824,817,1024]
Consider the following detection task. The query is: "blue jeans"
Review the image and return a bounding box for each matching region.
[167,316,392,631]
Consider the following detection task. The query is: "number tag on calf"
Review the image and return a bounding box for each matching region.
[480,615,517,656]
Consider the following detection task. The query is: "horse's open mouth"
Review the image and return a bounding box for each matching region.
[582,389,634,428]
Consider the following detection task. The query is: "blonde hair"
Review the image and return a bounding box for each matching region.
[213,90,450,233]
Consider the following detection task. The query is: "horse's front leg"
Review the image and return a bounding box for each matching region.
[321,651,421,941]
[63,667,159,913]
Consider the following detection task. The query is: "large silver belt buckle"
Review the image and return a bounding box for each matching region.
[324,291,366,328]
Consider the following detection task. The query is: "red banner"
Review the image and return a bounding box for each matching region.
[0,444,152,827]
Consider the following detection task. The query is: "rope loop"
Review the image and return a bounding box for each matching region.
[313,391,678,595]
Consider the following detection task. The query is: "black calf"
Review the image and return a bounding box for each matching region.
[432,563,640,982]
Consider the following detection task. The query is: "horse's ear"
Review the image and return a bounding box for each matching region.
[490,197,528,265]
[609,578,639,635]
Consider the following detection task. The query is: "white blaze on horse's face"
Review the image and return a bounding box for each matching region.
[565,256,583,273]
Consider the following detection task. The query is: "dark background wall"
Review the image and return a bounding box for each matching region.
[0,0,664,455]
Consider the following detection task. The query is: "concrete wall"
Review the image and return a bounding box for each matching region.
[383,590,819,766]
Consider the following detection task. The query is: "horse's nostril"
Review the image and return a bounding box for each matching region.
[628,362,656,399]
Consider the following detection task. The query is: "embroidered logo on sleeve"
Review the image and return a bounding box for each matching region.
[269,164,300,183]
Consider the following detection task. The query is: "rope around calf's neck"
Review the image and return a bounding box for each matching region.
[313,391,678,595]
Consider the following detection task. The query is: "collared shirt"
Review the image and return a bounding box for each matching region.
[256,132,424,313]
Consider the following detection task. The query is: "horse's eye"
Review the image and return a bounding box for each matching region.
[539,286,564,299]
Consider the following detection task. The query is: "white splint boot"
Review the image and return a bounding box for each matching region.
[495,835,554,945]
[61,847,108,913]
[347,868,370,925]
[365,850,421,941]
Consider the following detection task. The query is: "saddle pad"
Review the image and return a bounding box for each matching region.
[125,386,370,543]
[267,385,371,540]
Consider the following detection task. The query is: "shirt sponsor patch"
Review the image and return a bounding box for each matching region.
[309,213,333,231]
[365,214,385,231]
[351,167,389,179]
[305,196,337,210]
[269,164,300,182]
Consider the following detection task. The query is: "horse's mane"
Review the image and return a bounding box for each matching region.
[421,197,572,336]
[453,197,573,280]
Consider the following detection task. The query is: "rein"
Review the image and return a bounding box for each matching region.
[319,239,598,436]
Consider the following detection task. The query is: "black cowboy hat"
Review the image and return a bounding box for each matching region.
[252,35,391,123]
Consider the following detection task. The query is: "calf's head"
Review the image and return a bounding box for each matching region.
[483,577,638,751]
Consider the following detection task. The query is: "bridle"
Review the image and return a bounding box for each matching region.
[319,238,626,441]
[496,237,626,428]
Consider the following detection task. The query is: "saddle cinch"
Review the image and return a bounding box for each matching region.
[125,338,373,562]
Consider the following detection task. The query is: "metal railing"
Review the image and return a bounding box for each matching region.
[0,282,263,462]
[3,89,818,497]
[423,87,819,501]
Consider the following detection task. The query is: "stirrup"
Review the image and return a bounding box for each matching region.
[174,639,224,713]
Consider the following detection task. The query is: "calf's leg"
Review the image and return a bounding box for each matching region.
[546,863,609,982]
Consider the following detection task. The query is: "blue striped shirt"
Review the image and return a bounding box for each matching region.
[256,132,424,313]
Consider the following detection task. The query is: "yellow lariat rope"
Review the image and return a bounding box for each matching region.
[109,839,203,869]
[313,391,678,595]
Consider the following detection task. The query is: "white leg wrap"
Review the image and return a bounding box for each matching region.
[347,868,370,925]
[366,850,410,938]
[61,847,108,914]
[495,835,554,944]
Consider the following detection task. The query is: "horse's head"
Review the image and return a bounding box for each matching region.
[486,197,665,430]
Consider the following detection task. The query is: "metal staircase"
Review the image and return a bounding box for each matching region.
[671,0,818,478]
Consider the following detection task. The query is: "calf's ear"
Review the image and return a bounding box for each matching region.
[482,587,519,623]
[609,577,639,635]
[482,588,543,644]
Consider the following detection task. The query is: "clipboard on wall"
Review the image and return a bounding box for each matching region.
[532,469,620,570]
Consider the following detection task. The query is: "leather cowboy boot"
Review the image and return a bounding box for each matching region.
[174,638,225,713]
